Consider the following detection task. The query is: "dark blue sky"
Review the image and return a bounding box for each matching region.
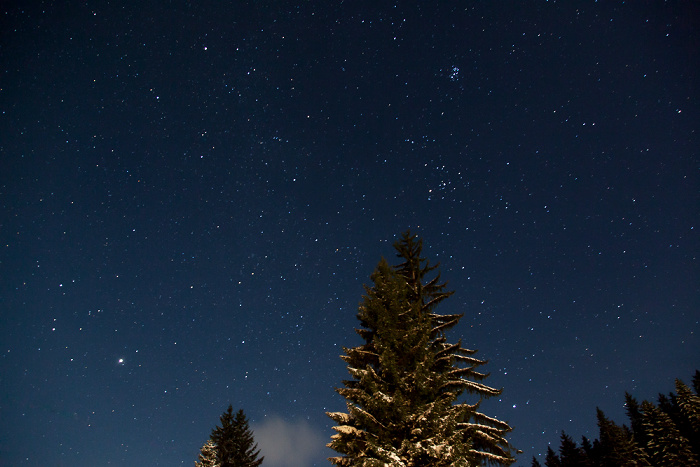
[1,1,698,466]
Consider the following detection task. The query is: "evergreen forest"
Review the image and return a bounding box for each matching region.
[533,371,700,467]
[192,232,697,467]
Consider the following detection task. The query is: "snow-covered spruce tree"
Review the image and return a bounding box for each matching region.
[195,439,220,467]
[595,408,651,466]
[327,231,516,466]
[674,379,700,452]
[210,406,263,467]
[641,400,698,466]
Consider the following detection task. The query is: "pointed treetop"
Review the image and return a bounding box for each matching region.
[393,230,454,317]
[327,231,516,466]
[210,406,263,467]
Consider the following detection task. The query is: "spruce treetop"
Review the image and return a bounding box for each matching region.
[328,231,516,466]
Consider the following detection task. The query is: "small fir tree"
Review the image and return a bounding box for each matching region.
[579,437,597,465]
[210,406,263,467]
[558,432,590,466]
[195,439,220,467]
[544,446,560,467]
[327,232,515,466]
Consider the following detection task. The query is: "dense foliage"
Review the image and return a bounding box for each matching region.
[196,406,263,467]
[194,439,219,467]
[328,231,516,466]
[533,371,700,467]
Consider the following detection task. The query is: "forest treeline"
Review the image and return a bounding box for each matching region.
[190,232,696,467]
[195,232,518,466]
[534,371,700,467]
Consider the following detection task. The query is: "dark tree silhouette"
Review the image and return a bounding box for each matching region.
[537,371,700,466]
[210,406,263,467]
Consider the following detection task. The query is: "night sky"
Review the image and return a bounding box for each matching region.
[1,1,698,466]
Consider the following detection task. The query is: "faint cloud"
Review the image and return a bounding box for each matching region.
[253,416,325,467]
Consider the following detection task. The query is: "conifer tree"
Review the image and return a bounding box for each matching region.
[195,439,220,467]
[656,392,681,427]
[210,406,263,467]
[675,379,700,454]
[327,231,516,466]
[544,446,560,467]
[624,393,647,453]
[595,408,650,466]
[579,437,595,464]
[558,432,589,466]
[641,400,698,466]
